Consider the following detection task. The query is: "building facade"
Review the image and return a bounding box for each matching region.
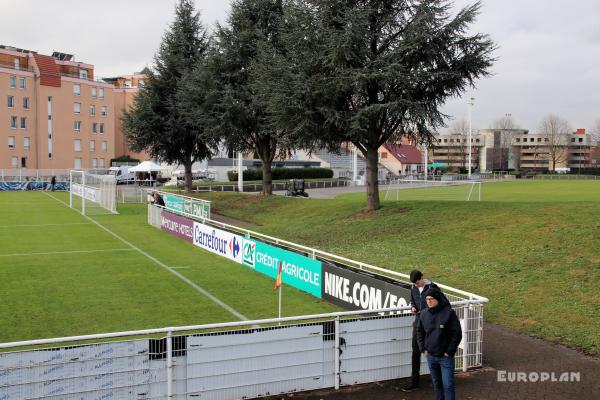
[1,45,116,171]
[431,128,597,172]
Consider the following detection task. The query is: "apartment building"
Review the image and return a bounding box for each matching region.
[1,45,115,170]
[103,73,148,160]
[431,128,596,172]
[513,128,595,171]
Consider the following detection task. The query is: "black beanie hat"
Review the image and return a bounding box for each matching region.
[423,288,445,303]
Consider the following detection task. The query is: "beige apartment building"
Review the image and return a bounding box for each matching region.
[104,73,148,160]
[431,128,597,172]
[1,45,115,170]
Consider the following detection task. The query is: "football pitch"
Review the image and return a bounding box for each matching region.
[0,191,338,344]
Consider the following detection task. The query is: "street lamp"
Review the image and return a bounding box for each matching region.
[467,97,475,179]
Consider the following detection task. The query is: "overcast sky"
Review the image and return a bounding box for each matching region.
[1,0,598,133]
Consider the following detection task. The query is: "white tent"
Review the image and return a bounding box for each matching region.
[128,161,166,172]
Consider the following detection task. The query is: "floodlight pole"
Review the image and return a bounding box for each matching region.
[423,144,428,181]
[352,145,358,183]
[237,152,243,193]
[468,97,475,179]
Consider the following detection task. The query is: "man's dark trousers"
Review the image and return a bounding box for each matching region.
[411,318,421,386]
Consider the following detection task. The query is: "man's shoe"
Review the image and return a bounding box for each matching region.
[400,384,419,392]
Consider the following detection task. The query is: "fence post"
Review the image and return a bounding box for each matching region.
[167,329,173,398]
[462,307,468,372]
[334,316,340,390]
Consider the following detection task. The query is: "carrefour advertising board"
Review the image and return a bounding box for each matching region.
[242,239,322,298]
[192,221,243,264]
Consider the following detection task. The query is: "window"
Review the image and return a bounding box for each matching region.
[125,80,132,88]
[79,69,88,80]
[92,122,98,133]
[20,117,26,129]
[10,116,17,128]
[579,138,583,143]
[11,156,18,168]
[14,58,19,70]
[8,136,15,149]
[530,138,534,142]
[24,137,30,150]
[98,88,104,99]
[476,139,480,143]
[9,76,16,88]
[100,106,107,116]
[91,87,97,98]
[74,158,82,169]
[21,157,27,168]
[89,140,95,152]
[101,141,107,152]
[74,139,81,152]
[73,84,81,96]
[98,158,105,168]
[544,138,549,142]
[138,79,145,87]
[89,105,95,116]
[571,138,575,143]
[99,123,104,134]
[537,138,542,142]
[18,77,25,89]
[74,121,81,132]
[380,152,387,159]
[23,97,29,109]
[92,158,97,168]
[516,138,520,143]
[7,95,14,108]
[443,139,447,143]
[74,102,81,114]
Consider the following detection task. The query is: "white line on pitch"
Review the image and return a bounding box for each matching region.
[44,192,248,321]
[170,266,193,269]
[0,249,134,257]
[0,223,92,228]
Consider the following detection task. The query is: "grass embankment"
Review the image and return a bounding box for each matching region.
[198,180,600,354]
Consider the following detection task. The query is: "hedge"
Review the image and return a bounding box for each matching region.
[228,167,334,181]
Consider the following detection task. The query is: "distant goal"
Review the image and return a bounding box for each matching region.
[70,170,118,215]
[383,179,482,202]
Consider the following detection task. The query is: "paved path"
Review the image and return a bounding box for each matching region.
[280,322,600,400]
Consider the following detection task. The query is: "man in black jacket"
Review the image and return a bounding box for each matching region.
[402,270,442,392]
[417,288,462,400]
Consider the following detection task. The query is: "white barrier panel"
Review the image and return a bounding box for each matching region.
[0,340,154,399]
[186,325,334,399]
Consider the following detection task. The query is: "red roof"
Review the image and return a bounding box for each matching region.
[383,144,422,164]
[32,54,61,87]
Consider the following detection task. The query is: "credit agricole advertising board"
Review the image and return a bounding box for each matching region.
[158,210,411,311]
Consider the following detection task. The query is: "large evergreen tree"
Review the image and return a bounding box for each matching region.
[255,0,496,209]
[201,0,289,195]
[122,0,214,194]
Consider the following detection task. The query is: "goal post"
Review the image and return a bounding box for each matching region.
[383,179,482,202]
[70,170,118,215]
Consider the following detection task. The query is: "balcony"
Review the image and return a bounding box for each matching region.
[0,61,33,72]
[59,71,104,83]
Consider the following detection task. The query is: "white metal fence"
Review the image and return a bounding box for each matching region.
[0,303,483,400]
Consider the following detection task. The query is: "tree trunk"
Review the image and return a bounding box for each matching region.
[261,160,273,196]
[365,147,380,210]
[184,160,193,195]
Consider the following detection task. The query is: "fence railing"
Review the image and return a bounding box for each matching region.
[0,303,484,400]
[529,174,600,180]
[163,179,351,194]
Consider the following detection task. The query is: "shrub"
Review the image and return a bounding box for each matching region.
[228,167,334,181]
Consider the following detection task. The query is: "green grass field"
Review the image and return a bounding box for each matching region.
[0,191,337,343]
[200,180,600,354]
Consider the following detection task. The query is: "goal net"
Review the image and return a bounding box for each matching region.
[383,179,482,202]
[70,170,118,215]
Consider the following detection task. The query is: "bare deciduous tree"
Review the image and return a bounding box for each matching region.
[452,118,470,169]
[539,114,571,172]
